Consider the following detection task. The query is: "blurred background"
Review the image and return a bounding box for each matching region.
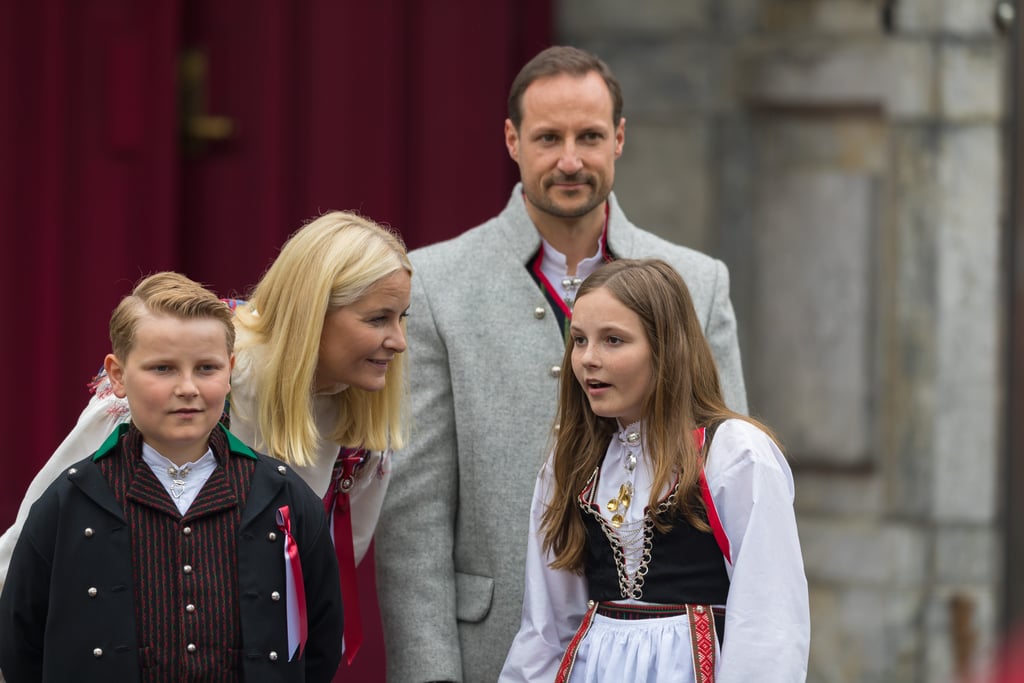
[2,1,1022,681]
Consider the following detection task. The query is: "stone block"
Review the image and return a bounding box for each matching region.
[739,39,934,119]
[588,40,721,117]
[933,125,1002,524]
[713,0,767,34]
[708,114,757,356]
[557,0,709,40]
[890,0,943,33]
[939,42,1007,122]
[749,169,875,465]
[754,113,887,172]
[934,527,1001,583]
[756,0,883,35]
[922,584,1000,682]
[808,584,922,683]
[877,124,941,519]
[941,2,1000,35]
[613,119,711,252]
[799,519,928,584]
[793,471,884,517]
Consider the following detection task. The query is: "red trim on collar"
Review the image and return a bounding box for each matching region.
[530,204,612,320]
[531,249,573,318]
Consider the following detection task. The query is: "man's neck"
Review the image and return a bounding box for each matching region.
[527,203,606,275]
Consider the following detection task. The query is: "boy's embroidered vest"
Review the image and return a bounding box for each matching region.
[96,425,254,683]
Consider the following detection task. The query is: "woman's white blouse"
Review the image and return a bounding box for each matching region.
[498,419,810,683]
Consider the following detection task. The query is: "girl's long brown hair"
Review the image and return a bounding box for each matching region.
[540,259,778,573]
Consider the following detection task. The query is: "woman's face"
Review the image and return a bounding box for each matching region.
[314,269,411,393]
[569,286,653,426]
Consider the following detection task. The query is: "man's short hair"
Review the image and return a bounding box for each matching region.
[507,45,623,129]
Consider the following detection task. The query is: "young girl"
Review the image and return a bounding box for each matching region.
[499,259,809,683]
[0,211,411,667]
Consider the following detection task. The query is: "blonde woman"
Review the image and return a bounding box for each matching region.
[0,211,411,669]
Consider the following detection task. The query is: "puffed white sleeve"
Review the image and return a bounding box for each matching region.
[707,420,810,683]
[498,458,588,683]
[0,379,129,592]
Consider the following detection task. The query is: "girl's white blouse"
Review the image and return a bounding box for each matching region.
[498,418,810,683]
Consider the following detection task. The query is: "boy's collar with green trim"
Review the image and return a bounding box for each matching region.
[92,423,258,462]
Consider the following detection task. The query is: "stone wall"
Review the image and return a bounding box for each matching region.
[557,1,1009,681]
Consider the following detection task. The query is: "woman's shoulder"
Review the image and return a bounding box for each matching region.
[706,418,787,477]
[228,343,261,407]
[710,418,773,446]
[86,372,130,419]
[254,453,319,495]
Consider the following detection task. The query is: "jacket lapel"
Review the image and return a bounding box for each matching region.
[125,459,182,518]
[66,461,128,522]
[239,458,287,531]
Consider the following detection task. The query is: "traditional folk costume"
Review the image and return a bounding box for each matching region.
[0,317,388,666]
[0,422,343,683]
[499,419,809,683]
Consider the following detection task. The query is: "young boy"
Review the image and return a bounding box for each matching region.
[0,272,343,682]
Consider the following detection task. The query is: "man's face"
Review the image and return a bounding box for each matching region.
[505,71,625,224]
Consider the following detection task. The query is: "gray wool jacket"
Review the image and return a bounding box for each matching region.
[375,185,747,683]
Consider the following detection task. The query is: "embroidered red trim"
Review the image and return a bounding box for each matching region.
[529,203,613,321]
[555,602,598,683]
[688,604,717,683]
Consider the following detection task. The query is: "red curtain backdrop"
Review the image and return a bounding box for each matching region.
[0,1,551,680]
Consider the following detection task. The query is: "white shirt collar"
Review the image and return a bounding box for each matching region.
[141,443,218,515]
[539,237,605,306]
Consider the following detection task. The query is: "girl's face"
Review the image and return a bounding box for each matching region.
[570,287,653,426]
[314,269,411,393]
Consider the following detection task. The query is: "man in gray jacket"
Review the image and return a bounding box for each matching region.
[375,45,747,683]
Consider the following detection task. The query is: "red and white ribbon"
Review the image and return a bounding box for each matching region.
[325,447,366,665]
[276,505,308,661]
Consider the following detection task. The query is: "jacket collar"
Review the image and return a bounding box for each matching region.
[498,182,638,264]
[92,423,259,462]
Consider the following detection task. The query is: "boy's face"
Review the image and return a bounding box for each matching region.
[105,313,233,465]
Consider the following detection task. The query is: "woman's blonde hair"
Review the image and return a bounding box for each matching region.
[541,259,778,572]
[233,211,412,467]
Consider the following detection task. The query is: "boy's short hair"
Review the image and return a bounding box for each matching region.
[109,272,235,361]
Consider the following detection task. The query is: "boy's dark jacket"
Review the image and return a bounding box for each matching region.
[0,423,343,683]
